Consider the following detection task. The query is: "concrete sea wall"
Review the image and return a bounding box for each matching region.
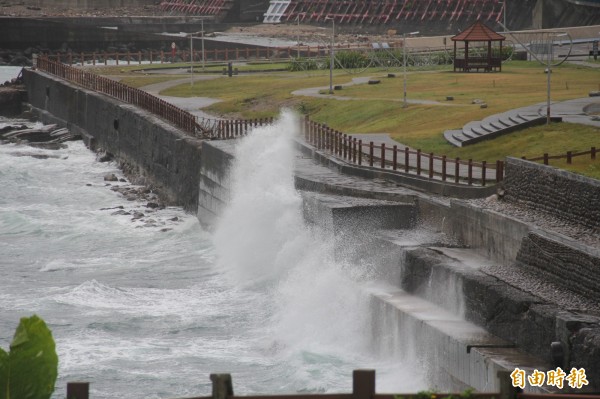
[23,69,203,211]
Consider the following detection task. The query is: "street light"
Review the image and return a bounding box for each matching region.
[189,18,207,87]
[546,33,567,124]
[503,0,507,32]
[325,16,335,94]
[403,31,419,108]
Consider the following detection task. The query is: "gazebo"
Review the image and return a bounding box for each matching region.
[451,21,506,72]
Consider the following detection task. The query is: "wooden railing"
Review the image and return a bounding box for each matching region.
[302,118,503,186]
[525,147,598,165]
[61,369,531,399]
[35,56,272,138]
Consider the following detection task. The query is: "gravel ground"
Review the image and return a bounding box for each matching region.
[470,195,600,248]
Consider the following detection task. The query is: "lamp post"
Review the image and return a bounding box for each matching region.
[403,31,419,108]
[189,18,207,87]
[296,14,301,58]
[546,33,567,124]
[503,0,507,32]
[325,17,335,94]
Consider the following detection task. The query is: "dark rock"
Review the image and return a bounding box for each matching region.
[367,79,380,85]
[103,173,118,182]
[131,211,144,220]
[119,178,126,182]
[146,202,160,209]
[97,152,113,162]
[111,210,130,216]
[169,217,179,222]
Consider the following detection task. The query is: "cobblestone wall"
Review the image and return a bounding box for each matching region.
[516,232,600,301]
[504,157,600,232]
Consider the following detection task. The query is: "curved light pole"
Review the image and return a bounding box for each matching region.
[189,17,208,87]
[546,33,567,124]
[325,16,335,94]
[403,31,419,108]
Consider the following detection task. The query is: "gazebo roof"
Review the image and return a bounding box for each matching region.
[451,20,506,42]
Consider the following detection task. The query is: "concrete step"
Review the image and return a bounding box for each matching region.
[497,118,515,128]
[301,191,416,232]
[479,123,496,133]
[489,121,505,130]
[443,129,465,147]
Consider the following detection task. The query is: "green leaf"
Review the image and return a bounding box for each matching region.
[0,316,58,399]
[0,348,8,399]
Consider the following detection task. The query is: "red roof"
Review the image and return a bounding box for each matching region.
[451,20,506,42]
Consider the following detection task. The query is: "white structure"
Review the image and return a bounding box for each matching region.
[263,0,291,23]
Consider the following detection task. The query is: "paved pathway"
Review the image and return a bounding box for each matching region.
[139,76,222,120]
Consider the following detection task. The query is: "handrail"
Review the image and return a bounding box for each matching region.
[35,56,272,139]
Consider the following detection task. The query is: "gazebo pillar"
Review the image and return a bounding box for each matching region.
[453,41,457,72]
[488,40,492,71]
[465,41,469,71]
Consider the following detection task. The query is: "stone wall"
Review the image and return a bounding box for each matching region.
[197,141,234,227]
[504,157,600,232]
[23,69,203,212]
[516,232,600,301]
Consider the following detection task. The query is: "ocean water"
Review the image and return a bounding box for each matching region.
[0,112,426,398]
[0,66,24,83]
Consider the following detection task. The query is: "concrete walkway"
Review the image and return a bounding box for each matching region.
[139,76,222,120]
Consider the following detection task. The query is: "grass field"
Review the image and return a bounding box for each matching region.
[94,60,600,178]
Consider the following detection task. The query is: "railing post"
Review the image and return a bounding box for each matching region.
[358,140,363,165]
[498,370,519,399]
[428,152,434,178]
[592,146,596,160]
[416,149,422,175]
[343,134,348,159]
[442,155,447,181]
[496,160,501,183]
[381,143,386,168]
[404,147,409,173]
[67,382,89,399]
[210,374,234,399]
[543,153,549,165]
[393,145,397,170]
[482,161,487,186]
[352,370,375,399]
[468,159,473,185]
[455,157,460,184]
[353,138,357,163]
[304,115,309,141]
[369,142,374,167]
[567,151,572,164]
